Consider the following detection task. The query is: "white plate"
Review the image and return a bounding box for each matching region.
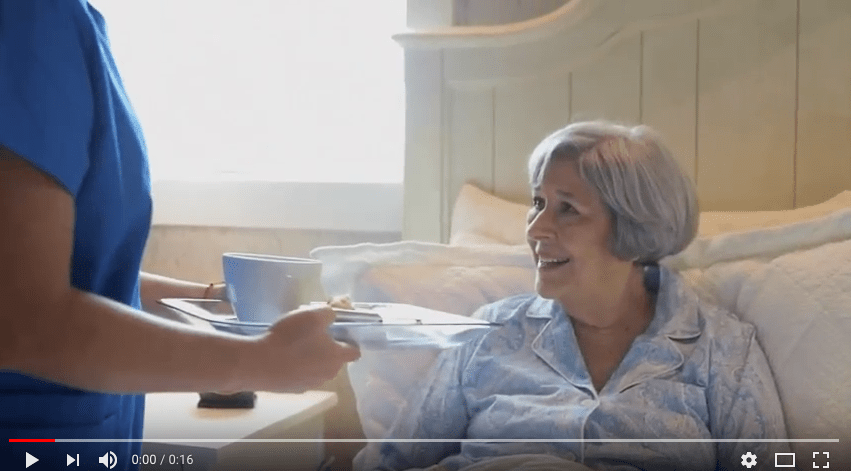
[158,298,499,350]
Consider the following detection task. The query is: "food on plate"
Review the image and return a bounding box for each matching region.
[327,295,355,310]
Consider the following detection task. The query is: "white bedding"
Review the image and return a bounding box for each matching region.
[311,191,851,468]
[663,205,851,464]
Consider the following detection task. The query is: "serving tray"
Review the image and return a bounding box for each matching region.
[158,298,499,350]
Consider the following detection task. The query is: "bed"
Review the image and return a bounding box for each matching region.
[310,0,851,468]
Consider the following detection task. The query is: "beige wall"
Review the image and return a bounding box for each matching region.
[142,226,400,283]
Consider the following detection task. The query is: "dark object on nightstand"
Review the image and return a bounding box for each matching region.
[197,391,257,409]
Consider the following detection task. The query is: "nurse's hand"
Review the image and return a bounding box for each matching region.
[250,305,360,393]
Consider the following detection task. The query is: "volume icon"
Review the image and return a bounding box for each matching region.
[98,451,117,469]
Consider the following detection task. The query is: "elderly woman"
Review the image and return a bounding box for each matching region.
[357,121,788,471]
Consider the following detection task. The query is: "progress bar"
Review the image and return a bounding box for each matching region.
[11,438,840,443]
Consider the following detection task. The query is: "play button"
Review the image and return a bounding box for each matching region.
[25,452,38,468]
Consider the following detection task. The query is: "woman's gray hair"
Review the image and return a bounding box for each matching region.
[528,120,699,263]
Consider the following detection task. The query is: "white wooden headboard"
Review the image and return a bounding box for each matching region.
[394,0,851,243]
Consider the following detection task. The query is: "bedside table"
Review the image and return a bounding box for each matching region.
[142,390,337,471]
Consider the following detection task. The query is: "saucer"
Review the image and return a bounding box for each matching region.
[157,298,269,334]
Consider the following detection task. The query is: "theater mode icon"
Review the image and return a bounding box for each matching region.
[774,452,795,468]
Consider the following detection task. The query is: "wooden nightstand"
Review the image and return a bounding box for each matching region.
[142,390,337,471]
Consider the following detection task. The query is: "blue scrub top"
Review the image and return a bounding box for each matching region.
[1,0,151,468]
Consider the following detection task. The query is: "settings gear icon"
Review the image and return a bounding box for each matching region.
[741,452,758,468]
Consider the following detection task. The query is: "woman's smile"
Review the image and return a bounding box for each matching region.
[536,256,571,269]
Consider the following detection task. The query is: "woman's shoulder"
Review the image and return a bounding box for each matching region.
[698,300,756,338]
[679,279,758,353]
[662,268,757,345]
[0,0,103,195]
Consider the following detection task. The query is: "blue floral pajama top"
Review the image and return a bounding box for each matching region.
[360,266,789,471]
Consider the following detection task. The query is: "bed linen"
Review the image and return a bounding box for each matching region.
[310,191,851,468]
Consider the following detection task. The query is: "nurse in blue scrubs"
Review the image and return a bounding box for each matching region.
[0,1,360,469]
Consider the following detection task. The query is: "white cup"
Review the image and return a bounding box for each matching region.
[222,253,325,324]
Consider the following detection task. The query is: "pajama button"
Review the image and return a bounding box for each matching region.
[580,399,596,408]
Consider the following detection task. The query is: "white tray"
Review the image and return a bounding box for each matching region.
[158,298,499,350]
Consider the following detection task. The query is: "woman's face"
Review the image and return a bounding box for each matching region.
[526,158,635,311]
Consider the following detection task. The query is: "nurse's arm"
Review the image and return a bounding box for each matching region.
[0,148,358,394]
[138,272,225,321]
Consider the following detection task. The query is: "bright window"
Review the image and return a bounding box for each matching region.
[91,0,406,184]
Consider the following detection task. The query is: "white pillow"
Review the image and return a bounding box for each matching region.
[667,193,851,271]
[310,241,535,316]
[662,203,851,466]
[451,184,851,245]
[450,183,529,246]
[309,241,536,439]
[737,240,850,464]
[698,190,851,237]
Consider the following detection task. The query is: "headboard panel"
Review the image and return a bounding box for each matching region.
[395,0,851,242]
